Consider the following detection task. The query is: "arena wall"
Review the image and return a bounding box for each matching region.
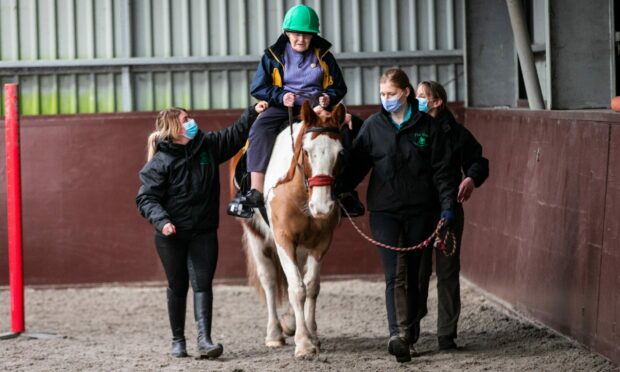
[461,108,620,365]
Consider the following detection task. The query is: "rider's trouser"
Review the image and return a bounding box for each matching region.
[247,106,301,173]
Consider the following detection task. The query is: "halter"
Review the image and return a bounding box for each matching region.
[278,108,341,191]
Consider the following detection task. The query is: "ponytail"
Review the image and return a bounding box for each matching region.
[146,132,160,161]
[145,107,187,162]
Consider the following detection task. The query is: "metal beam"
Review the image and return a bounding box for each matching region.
[506,0,544,110]
[0,50,463,75]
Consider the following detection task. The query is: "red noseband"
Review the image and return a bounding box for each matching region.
[307,174,335,188]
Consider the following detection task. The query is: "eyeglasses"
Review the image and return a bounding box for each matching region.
[287,32,313,40]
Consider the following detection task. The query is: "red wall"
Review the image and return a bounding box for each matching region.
[0,107,384,286]
[461,108,620,365]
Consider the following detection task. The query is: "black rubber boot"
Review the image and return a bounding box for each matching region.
[438,335,457,351]
[167,288,188,358]
[194,291,223,359]
[388,336,411,363]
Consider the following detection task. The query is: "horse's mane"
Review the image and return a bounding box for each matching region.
[274,122,307,188]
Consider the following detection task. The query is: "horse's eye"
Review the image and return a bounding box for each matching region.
[338,150,345,157]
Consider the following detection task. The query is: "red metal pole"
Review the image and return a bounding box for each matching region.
[4,83,24,334]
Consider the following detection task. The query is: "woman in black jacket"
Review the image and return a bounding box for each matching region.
[414,81,489,351]
[136,102,265,359]
[342,68,457,363]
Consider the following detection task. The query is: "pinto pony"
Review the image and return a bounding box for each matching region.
[229,101,346,358]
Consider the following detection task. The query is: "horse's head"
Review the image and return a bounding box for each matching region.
[299,100,346,218]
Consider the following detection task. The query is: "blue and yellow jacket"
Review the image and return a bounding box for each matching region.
[250,33,347,108]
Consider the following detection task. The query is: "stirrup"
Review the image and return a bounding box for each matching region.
[227,198,254,218]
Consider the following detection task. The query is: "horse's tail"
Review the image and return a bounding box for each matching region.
[242,223,288,305]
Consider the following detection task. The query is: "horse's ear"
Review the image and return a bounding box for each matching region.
[300,100,318,126]
[331,103,346,127]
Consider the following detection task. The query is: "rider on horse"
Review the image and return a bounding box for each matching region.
[227,4,363,218]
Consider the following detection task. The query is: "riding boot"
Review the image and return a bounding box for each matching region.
[388,335,411,363]
[194,291,224,359]
[239,189,264,208]
[166,288,188,358]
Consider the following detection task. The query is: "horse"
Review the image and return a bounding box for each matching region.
[229,101,346,358]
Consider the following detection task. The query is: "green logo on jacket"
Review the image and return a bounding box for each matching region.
[199,151,210,165]
[410,132,429,148]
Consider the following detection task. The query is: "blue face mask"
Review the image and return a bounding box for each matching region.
[417,97,429,113]
[381,94,404,113]
[183,120,198,139]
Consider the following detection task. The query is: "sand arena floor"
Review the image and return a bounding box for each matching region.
[0,278,617,371]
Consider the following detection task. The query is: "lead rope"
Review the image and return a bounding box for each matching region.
[338,201,457,255]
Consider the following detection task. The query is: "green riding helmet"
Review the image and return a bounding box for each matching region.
[282,4,320,34]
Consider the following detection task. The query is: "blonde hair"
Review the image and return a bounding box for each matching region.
[146,107,187,161]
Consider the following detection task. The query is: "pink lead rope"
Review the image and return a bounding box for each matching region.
[338,200,457,255]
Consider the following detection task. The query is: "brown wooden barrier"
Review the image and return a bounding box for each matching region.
[0,106,387,286]
[2,104,616,363]
[461,108,620,365]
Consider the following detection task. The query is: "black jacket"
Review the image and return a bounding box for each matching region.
[438,110,489,188]
[250,33,347,108]
[136,106,258,232]
[342,96,457,213]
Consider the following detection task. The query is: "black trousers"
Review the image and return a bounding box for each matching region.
[370,210,437,339]
[154,230,219,297]
[417,204,464,338]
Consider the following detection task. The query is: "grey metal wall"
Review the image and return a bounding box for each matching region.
[0,0,464,115]
[466,0,615,109]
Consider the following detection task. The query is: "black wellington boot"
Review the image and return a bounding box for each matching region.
[388,335,411,363]
[194,291,224,359]
[167,288,188,358]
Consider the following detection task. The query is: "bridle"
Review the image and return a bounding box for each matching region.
[300,126,341,190]
[277,107,342,192]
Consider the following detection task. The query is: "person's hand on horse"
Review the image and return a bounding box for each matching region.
[344,113,353,130]
[457,177,475,203]
[313,105,325,115]
[255,101,268,114]
[319,93,330,108]
[162,222,176,236]
[283,92,296,108]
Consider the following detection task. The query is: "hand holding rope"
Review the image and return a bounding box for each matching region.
[338,200,457,255]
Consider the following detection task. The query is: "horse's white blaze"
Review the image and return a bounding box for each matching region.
[304,135,342,217]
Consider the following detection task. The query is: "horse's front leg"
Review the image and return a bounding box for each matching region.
[246,230,284,347]
[275,243,317,358]
[303,250,322,349]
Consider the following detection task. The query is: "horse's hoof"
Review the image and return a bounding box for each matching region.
[265,338,285,348]
[294,349,318,360]
[294,341,318,359]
